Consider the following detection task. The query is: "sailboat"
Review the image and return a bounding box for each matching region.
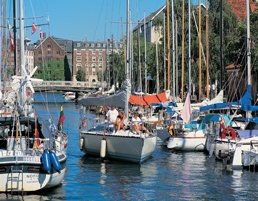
[0,0,68,193]
[78,0,157,163]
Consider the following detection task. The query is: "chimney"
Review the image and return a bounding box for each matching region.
[43,32,46,39]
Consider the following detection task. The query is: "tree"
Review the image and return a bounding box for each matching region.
[34,60,65,81]
[76,68,86,81]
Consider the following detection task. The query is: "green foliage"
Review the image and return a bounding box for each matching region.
[34,60,65,81]
[76,68,86,81]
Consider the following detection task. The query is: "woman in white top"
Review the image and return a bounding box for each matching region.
[132,112,150,134]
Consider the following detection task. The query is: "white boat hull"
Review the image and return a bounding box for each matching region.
[167,130,206,151]
[79,130,157,163]
[232,136,258,169]
[0,150,67,192]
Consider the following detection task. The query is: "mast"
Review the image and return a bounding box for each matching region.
[171,0,175,101]
[188,0,191,93]
[205,0,209,99]
[144,12,147,93]
[181,0,185,101]
[20,0,26,106]
[166,0,170,92]
[163,10,166,91]
[13,0,17,75]
[138,20,142,93]
[125,0,130,116]
[246,0,251,118]
[198,0,202,102]
[220,0,223,92]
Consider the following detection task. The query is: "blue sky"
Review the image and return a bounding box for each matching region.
[6,0,206,44]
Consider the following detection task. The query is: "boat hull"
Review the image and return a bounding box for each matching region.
[156,127,170,146]
[79,130,157,163]
[167,130,206,151]
[0,151,67,192]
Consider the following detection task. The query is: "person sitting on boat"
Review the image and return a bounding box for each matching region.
[113,109,128,133]
[132,112,150,135]
[105,106,118,123]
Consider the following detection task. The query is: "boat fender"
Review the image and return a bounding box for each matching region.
[80,138,84,151]
[100,138,106,158]
[168,122,174,136]
[42,150,51,172]
[49,151,61,173]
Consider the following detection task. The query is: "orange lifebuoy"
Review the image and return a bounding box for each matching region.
[82,117,86,129]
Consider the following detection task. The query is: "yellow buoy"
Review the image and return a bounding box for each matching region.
[100,139,106,158]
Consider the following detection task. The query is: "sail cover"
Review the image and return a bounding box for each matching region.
[78,79,131,109]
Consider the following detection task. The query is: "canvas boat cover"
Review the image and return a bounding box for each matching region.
[129,92,168,106]
[78,79,131,109]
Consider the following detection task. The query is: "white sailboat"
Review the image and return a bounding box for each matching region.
[78,0,157,163]
[231,0,258,169]
[0,0,68,193]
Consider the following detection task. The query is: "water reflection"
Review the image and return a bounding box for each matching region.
[0,185,66,201]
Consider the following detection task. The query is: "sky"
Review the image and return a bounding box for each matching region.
[5,0,206,44]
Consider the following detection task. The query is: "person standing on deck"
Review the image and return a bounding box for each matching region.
[105,106,118,123]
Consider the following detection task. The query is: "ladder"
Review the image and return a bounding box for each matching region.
[7,166,24,195]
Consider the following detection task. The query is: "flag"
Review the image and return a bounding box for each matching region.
[34,111,41,148]
[4,65,9,71]
[8,23,12,29]
[32,22,37,34]
[39,29,43,39]
[9,30,14,52]
[181,92,192,123]
[57,105,65,130]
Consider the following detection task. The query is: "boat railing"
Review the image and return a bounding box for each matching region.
[0,137,66,152]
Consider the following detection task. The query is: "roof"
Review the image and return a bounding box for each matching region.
[228,0,258,21]
[133,5,166,32]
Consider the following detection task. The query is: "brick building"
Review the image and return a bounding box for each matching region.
[73,40,122,82]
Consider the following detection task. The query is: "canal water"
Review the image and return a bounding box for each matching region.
[1,92,258,201]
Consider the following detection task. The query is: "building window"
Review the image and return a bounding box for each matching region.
[56,58,60,61]
[92,57,96,62]
[97,43,101,47]
[56,50,60,55]
[76,56,82,62]
[77,50,81,55]
[85,64,89,68]
[103,44,106,48]
[47,51,51,55]
[91,43,94,47]
[38,58,42,61]
[76,63,82,68]
[48,63,51,68]
[92,50,96,55]
[47,44,51,48]
[38,50,42,54]
[99,57,102,62]
[93,72,96,75]
[99,65,102,68]
[77,43,81,47]
[99,50,102,55]
[92,63,96,68]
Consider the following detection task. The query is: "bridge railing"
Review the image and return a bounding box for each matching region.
[32,81,107,88]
